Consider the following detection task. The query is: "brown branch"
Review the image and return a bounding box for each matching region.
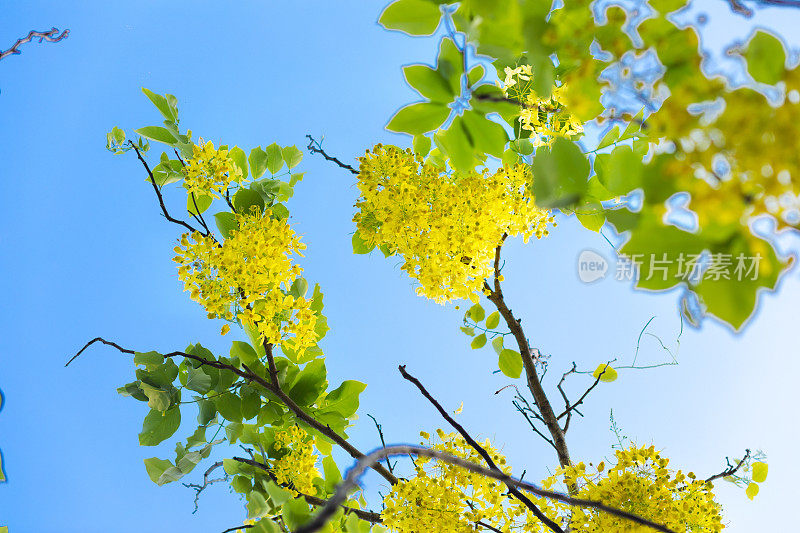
[293,445,678,533]
[483,237,571,468]
[725,0,800,16]
[399,365,564,533]
[305,134,358,175]
[556,361,610,433]
[67,337,398,485]
[0,28,69,62]
[705,449,751,484]
[128,141,204,235]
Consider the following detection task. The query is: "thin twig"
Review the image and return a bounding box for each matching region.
[367,414,395,474]
[183,461,226,513]
[0,28,69,62]
[305,135,358,175]
[705,449,751,484]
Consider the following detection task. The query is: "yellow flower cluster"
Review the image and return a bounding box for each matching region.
[271,425,320,496]
[354,145,554,303]
[182,141,243,199]
[501,65,584,147]
[544,445,724,532]
[173,208,318,352]
[382,429,519,532]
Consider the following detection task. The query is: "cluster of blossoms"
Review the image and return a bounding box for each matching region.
[173,208,318,352]
[182,141,243,199]
[354,145,554,303]
[382,429,522,532]
[544,445,724,532]
[501,65,584,147]
[270,425,320,496]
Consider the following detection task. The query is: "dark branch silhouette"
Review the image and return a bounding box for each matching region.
[0,28,69,62]
[305,135,358,175]
[705,449,751,484]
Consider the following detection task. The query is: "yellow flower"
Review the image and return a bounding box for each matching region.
[182,141,243,199]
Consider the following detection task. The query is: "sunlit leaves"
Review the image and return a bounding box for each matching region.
[379,0,442,36]
[134,126,178,146]
[531,138,590,208]
[498,349,522,378]
[139,407,181,446]
[142,87,178,123]
[746,482,759,500]
[485,311,500,329]
[323,380,366,418]
[386,102,450,135]
[471,333,487,349]
[404,64,454,102]
[752,461,768,483]
[745,30,786,85]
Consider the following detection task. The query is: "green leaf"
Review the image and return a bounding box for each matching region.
[471,333,487,349]
[575,202,606,232]
[460,326,475,336]
[0,451,5,483]
[467,65,485,87]
[197,399,216,425]
[290,277,309,298]
[324,380,366,418]
[435,38,463,95]
[379,0,442,36]
[143,457,177,485]
[187,193,212,216]
[265,143,284,174]
[142,88,177,122]
[265,481,294,506]
[413,134,432,156]
[352,231,375,254]
[139,407,181,446]
[134,126,178,145]
[531,138,590,208]
[437,116,473,171]
[746,481,759,500]
[240,386,261,420]
[467,303,485,322]
[282,498,311,530]
[403,64,454,102]
[134,351,164,370]
[186,366,212,394]
[214,393,243,423]
[226,422,244,444]
[229,146,248,180]
[288,359,328,406]
[498,349,523,378]
[231,341,259,366]
[745,30,786,85]
[322,456,342,495]
[249,147,268,179]
[386,102,450,135]
[251,519,281,533]
[595,145,643,196]
[282,145,303,169]
[592,364,618,382]
[491,336,504,355]
[752,461,768,483]
[233,187,265,215]
[214,211,238,239]
[111,126,126,144]
[462,111,508,159]
[485,311,500,329]
[597,126,620,150]
[247,491,270,520]
[140,383,171,411]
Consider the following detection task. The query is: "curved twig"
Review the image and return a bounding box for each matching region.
[0,28,69,62]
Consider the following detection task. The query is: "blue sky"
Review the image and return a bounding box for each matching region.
[1,1,799,532]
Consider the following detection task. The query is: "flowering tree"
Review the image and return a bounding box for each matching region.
[55,1,798,532]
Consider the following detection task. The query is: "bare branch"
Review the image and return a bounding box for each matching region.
[399,365,564,533]
[305,135,358,175]
[705,449,751,484]
[293,445,678,533]
[0,28,69,62]
[366,414,395,474]
[556,362,610,433]
[183,461,227,513]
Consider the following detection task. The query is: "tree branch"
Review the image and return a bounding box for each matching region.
[556,362,609,433]
[67,337,398,485]
[293,444,678,533]
[725,0,800,16]
[128,141,205,235]
[305,135,358,175]
[0,28,69,62]
[399,365,564,533]
[705,449,751,484]
[183,461,227,513]
[483,237,571,468]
